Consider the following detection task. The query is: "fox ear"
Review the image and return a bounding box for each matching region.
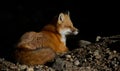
[58,13,64,24]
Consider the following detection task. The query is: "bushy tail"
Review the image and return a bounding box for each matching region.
[15,47,56,65]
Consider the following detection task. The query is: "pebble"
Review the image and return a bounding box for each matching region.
[74,60,80,66]
[94,50,99,56]
[94,50,101,59]
[70,58,74,62]
[113,50,117,54]
[26,67,34,71]
[96,36,101,41]
[20,65,27,70]
[84,59,87,62]
[65,55,71,58]
[10,65,18,69]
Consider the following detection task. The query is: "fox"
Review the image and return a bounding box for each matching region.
[15,11,79,65]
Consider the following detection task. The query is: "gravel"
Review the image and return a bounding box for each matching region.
[0,35,120,71]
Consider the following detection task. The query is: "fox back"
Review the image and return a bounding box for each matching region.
[15,11,78,65]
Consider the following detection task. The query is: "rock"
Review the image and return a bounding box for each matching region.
[96,36,101,41]
[94,50,101,59]
[19,65,27,70]
[65,55,71,58]
[79,40,91,47]
[74,60,80,66]
[26,67,34,71]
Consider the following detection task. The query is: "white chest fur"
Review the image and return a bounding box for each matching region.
[60,35,66,45]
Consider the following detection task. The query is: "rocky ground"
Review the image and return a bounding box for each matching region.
[0,35,120,71]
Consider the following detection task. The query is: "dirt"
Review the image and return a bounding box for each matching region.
[0,35,120,71]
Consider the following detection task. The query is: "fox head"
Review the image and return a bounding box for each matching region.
[57,11,79,36]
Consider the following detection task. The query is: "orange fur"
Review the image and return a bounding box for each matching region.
[15,11,78,65]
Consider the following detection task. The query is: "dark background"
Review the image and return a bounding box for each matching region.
[0,1,119,61]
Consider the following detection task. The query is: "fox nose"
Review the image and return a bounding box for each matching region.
[73,28,79,35]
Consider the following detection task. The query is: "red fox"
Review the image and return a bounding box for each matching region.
[15,11,78,65]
